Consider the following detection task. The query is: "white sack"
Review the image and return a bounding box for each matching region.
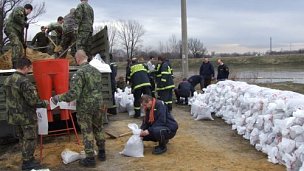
[61,149,81,164]
[120,123,144,157]
[36,108,48,135]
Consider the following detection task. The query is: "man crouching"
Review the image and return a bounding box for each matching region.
[140,95,178,154]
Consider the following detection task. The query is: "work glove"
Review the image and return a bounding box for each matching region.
[51,95,60,105]
[24,22,29,29]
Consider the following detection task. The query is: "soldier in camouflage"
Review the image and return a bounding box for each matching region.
[75,0,94,59]
[3,58,48,170]
[45,16,64,56]
[4,4,33,69]
[51,50,105,168]
[60,8,77,58]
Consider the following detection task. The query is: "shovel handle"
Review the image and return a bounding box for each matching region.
[118,131,133,137]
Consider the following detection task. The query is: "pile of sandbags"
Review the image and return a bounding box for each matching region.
[0,48,76,69]
[190,80,304,170]
[115,87,135,116]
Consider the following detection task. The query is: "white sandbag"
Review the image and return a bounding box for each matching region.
[120,123,144,157]
[293,109,304,118]
[279,138,296,154]
[126,103,135,116]
[89,54,111,73]
[195,103,213,121]
[267,146,279,164]
[36,108,48,135]
[58,100,76,110]
[61,149,81,164]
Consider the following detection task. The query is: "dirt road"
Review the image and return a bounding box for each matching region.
[0,104,285,171]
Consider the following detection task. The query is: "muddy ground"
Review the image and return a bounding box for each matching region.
[0,103,285,171]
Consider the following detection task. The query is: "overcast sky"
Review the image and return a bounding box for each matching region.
[27,0,304,54]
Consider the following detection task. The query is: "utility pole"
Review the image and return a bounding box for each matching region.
[181,0,188,78]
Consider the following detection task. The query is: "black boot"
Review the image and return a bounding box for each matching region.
[153,139,168,155]
[79,157,96,167]
[22,159,42,171]
[98,149,106,161]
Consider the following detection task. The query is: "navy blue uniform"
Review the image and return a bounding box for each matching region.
[174,80,194,104]
[141,99,178,144]
[217,64,229,81]
[127,63,151,117]
[187,75,204,90]
[199,61,214,88]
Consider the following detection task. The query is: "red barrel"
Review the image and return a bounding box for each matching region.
[32,59,70,122]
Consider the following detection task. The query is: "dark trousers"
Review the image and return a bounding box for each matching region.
[143,126,176,145]
[149,76,156,98]
[203,78,212,88]
[158,89,173,111]
[174,89,190,104]
[133,86,151,117]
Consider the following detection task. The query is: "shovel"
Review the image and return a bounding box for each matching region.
[105,131,132,139]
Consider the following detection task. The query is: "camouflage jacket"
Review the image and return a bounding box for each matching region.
[59,63,103,114]
[75,1,94,32]
[63,12,77,33]
[3,72,47,125]
[4,6,27,41]
[47,22,63,37]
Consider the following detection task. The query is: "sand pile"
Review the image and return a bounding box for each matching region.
[0,48,76,70]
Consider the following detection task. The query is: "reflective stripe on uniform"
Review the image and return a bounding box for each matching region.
[133,82,151,90]
[130,64,148,77]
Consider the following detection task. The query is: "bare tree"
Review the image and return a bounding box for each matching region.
[168,34,180,53]
[117,20,145,59]
[188,38,207,58]
[0,0,45,53]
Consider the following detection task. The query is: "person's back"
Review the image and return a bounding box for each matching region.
[178,81,193,97]
[62,63,103,113]
[187,75,203,89]
[5,6,25,36]
[63,10,77,33]
[75,0,94,33]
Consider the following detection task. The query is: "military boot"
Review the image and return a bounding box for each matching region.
[21,159,42,171]
[152,139,168,155]
[79,157,96,167]
[98,141,106,161]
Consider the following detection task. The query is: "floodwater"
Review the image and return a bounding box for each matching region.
[174,64,304,84]
[117,64,303,84]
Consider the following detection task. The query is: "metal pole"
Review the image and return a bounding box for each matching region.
[181,0,188,78]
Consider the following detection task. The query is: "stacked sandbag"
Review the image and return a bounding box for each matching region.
[190,80,304,170]
[115,87,135,116]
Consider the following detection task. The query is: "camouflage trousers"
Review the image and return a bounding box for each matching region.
[4,30,24,67]
[15,124,37,161]
[77,110,105,157]
[60,31,76,57]
[76,31,92,57]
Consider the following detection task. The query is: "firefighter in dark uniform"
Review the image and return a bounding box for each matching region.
[127,58,152,118]
[155,56,175,111]
[174,78,194,105]
[108,54,117,114]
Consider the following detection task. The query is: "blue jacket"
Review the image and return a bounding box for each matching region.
[187,75,203,88]
[177,81,194,97]
[141,100,178,133]
[199,61,214,79]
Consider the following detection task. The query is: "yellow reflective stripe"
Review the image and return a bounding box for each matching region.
[156,85,175,90]
[161,78,166,82]
[130,64,147,77]
[156,74,161,77]
[161,72,171,75]
[134,107,141,110]
[134,82,151,90]
[165,101,173,104]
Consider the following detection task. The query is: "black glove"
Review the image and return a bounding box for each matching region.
[51,95,60,105]
[24,22,29,29]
